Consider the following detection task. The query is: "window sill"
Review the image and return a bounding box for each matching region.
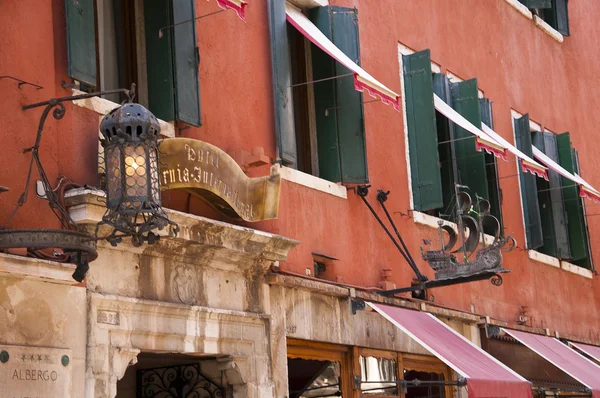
[71,89,176,138]
[533,15,564,43]
[275,165,347,199]
[412,211,496,246]
[528,250,593,279]
[504,0,533,20]
[286,0,328,9]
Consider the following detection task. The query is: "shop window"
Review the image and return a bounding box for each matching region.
[358,350,400,396]
[287,340,353,397]
[65,0,201,126]
[514,115,592,269]
[402,50,503,233]
[269,4,368,183]
[518,0,570,36]
[402,354,452,398]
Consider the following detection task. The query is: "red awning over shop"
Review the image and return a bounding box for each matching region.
[216,0,248,21]
[503,329,600,398]
[570,341,600,363]
[285,3,401,111]
[368,303,532,398]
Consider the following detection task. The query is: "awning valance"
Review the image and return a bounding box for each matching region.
[532,147,600,203]
[570,341,600,364]
[216,0,248,21]
[285,3,401,111]
[369,303,532,398]
[503,329,600,398]
[482,123,549,180]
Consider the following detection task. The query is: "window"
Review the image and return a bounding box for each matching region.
[65,0,201,125]
[402,354,451,398]
[287,340,353,397]
[357,349,400,396]
[514,114,592,269]
[402,50,503,232]
[518,0,570,36]
[269,3,368,184]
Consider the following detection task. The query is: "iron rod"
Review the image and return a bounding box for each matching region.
[290,72,354,88]
[357,187,427,282]
[22,86,134,110]
[158,9,226,38]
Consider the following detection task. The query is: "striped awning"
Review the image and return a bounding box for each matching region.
[285,3,401,111]
[532,147,600,203]
[216,0,248,21]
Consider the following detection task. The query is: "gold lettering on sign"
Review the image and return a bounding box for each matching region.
[160,138,281,222]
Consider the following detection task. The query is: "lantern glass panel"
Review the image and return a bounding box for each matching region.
[106,146,122,207]
[149,148,160,204]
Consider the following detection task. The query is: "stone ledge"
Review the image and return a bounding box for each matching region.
[65,188,299,270]
[504,0,533,20]
[0,252,78,285]
[71,89,175,138]
[533,15,564,43]
[275,165,347,199]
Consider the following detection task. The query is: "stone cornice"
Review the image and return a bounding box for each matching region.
[65,188,299,272]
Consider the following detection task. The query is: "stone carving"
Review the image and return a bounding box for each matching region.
[108,347,140,398]
[171,264,199,305]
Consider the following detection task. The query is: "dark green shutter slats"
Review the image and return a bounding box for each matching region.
[403,50,443,211]
[532,131,557,256]
[571,150,593,269]
[557,133,589,264]
[520,0,552,8]
[172,0,201,126]
[268,0,297,166]
[546,0,570,36]
[514,114,543,249]
[479,98,503,234]
[145,0,175,121]
[311,6,367,183]
[543,132,571,258]
[65,0,97,86]
[450,79,488,201]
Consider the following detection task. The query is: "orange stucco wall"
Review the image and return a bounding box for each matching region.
[1,0,600,341]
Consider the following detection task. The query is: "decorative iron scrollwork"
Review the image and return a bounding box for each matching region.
[137,363,225,398]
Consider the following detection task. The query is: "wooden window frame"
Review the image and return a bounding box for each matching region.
[287,339,354,397]
[400,354,453,398]
[353,347,402,398]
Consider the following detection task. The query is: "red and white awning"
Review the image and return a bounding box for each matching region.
[285,3,401,111]
[482,123,549,180]
[570,341,600,364]
[503,329,600,398]
[216,0,248,21]
[532,147,600,203]
[369,303,532,398]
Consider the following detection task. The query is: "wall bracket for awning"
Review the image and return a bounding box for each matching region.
[353,375,467,393]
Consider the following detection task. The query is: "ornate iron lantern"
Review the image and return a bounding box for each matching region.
[98,103,178,247]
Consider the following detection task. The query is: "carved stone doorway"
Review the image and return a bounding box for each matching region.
[116,353,234,398]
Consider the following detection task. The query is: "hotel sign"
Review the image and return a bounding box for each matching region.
[160,138,281,222]
[0,345,72,398]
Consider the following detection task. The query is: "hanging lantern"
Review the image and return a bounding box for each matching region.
[98,103,178,247]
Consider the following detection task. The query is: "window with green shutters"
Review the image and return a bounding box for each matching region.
[514,116,591,269]
[518,0,570,36]
[65,0,201,126]
[402,52,503,230]
[269,5,368,184]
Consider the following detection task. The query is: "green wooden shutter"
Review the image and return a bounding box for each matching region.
[546,0,570,36]
[172,0,201,126]
[311,6,367,183]
[145,0,175,121]
[65,0,97,86]
[402,50,443,211]
[514,114,543,249]
[520,0,552,8]
[532,132,558,257]
[268,0,297,166]
[450,79,488,201]
[479,98,503,233]
[571,149,593,269]
[543,132,570,258]
[433,74,456,217]
[557,133,589,263]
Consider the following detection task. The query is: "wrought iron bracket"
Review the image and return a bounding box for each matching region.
[351,298,366,314]
[378,272,505,297]
[353,375,467,391]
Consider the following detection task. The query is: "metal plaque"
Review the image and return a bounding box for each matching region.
[0,345,72,398]
[160,138,281,222]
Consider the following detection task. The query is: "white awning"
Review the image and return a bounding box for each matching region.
[285,3,401,111]
[532,147,600,203]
